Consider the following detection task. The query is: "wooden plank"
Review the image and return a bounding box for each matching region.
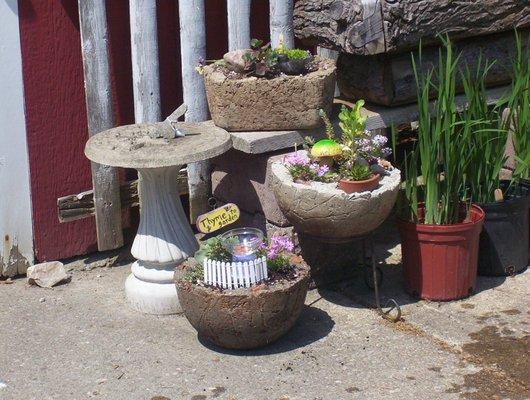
[78,0,123,251]
[294,0,530,55]
[334,85,511,131]
[57,170,189,223]
[227,0,251,51]
[178,0,211,222]
[129,0,161,123]
[229,128,324,154]
[270,0,294,48]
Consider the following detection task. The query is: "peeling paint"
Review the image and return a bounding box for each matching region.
[1,238,31,278]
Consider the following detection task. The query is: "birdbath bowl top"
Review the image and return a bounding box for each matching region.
[85,121,232,169]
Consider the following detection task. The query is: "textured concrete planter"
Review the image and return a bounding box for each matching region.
[203,58,336,131]
[176,261,310,350]
[270,152,401,241]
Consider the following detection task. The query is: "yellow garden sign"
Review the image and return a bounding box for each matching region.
[196,203,240,234]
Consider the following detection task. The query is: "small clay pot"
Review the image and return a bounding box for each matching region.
[176,262,310,350]
[338,174,381,194]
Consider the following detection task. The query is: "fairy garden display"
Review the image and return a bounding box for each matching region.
[175,228,310,350]
[282,99,392,194]
[270,100,401,241]
[198,37,336,131]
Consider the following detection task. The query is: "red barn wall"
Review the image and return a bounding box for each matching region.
[18,0,270,262]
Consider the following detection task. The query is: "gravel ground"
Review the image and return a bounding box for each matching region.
[0,224,528,400]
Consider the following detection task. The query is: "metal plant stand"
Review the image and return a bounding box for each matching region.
[361,233,402,322]
[85,121,231,315]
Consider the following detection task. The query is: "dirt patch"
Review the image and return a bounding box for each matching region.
[460,303,475,309]
[501,309,521,315]
[428,366,442,373]
[448,326,530,399]
[345,387,361,393]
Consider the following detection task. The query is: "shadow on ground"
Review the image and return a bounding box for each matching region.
[197,305,334,356]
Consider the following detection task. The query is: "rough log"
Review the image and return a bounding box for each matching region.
[129,0,161,123]
[57,170,189,223]
[338,30,530,106]
[78,0,124,251]
[294,0,530,55]
[270,0,295,48]
[227,0,251,51]
[179,0,211,222]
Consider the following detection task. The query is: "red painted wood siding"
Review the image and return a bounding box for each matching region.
[18,0,270,262]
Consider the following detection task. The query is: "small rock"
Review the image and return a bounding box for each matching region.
[0,381,7,389]
[223,49,249,72]
[27,261,70,288]
[39,297,45,303]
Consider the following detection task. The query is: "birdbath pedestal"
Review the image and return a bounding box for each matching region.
[85,121,231,314]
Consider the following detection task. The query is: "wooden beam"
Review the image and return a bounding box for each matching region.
[78,0,124,251]
[178,0,211,222]
[227,0,251,51]
[58,170,189,223]
[270,0,294,48]
[129,0,161,123]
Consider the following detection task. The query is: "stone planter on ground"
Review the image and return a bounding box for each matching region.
[270,152,401,242]
[203,58,336,132]
[176,261,310,350]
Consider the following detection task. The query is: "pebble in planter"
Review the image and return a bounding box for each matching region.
[176,232,310,350]
[198,39,336,131]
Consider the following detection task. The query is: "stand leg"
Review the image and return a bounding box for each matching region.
[126,166,199,314]
[368,235,402,322]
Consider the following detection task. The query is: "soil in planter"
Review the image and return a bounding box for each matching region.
[478,182,529,276]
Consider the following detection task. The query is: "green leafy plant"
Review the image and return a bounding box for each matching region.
[194,236,231,264]
[507,30,530,181]
[243,39,279,77]
[340,164,372,181]
[461,57,508,204]
[338,100,367,147]
[403,36,473,225]
[282,48,310,60]
[182,262,204,284]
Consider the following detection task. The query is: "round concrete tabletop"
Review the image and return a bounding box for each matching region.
[85,121,232,169]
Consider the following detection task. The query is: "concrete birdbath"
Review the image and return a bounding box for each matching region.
[85,120,231,315]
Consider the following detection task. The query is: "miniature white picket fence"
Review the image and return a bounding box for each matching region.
[203,256,268,289]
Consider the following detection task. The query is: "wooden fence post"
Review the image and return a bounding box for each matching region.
[269,0,294,48]
[227,0,251,51]
[129,0,161,123]
[178,0,211,222]
[78,0,123,251]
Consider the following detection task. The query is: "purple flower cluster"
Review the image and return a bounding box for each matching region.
[355,131,391,162]
[267,235,295,259]
[283,151,310,167]
[310,163,330,177]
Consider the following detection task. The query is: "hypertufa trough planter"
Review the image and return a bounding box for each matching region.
[176,261,310,350]
[270,153,401,241]
[203,57,336,132]
[397,205,485,301]
[477,182,529,276]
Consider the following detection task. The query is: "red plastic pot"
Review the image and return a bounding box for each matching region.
[397,204,485,301]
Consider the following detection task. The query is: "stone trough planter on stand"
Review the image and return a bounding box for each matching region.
[203,57,336,132]
[270,151,401,242]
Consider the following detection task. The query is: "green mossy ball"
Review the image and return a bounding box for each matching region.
[310,139,343,158]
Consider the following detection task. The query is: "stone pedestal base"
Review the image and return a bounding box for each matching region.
[125,271,180,315]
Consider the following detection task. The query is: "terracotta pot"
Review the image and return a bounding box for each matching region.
[338,174,381,194]
[176,262,310,350]
[397,204,485,301]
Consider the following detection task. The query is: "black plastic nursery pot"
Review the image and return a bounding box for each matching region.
[477,182,529,276]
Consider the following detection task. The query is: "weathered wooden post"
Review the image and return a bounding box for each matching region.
[179,0,211,221]
[269,0,294,48]
[129,0,161,123]
[78,0,123,251]
[227,0,251,51]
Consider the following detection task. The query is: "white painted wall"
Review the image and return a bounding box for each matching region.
[0,0,35,276]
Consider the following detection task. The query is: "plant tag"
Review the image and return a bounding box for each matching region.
[494,188,504,202]
[196,203,240,234]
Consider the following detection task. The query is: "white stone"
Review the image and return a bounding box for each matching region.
[27,261,69,288]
